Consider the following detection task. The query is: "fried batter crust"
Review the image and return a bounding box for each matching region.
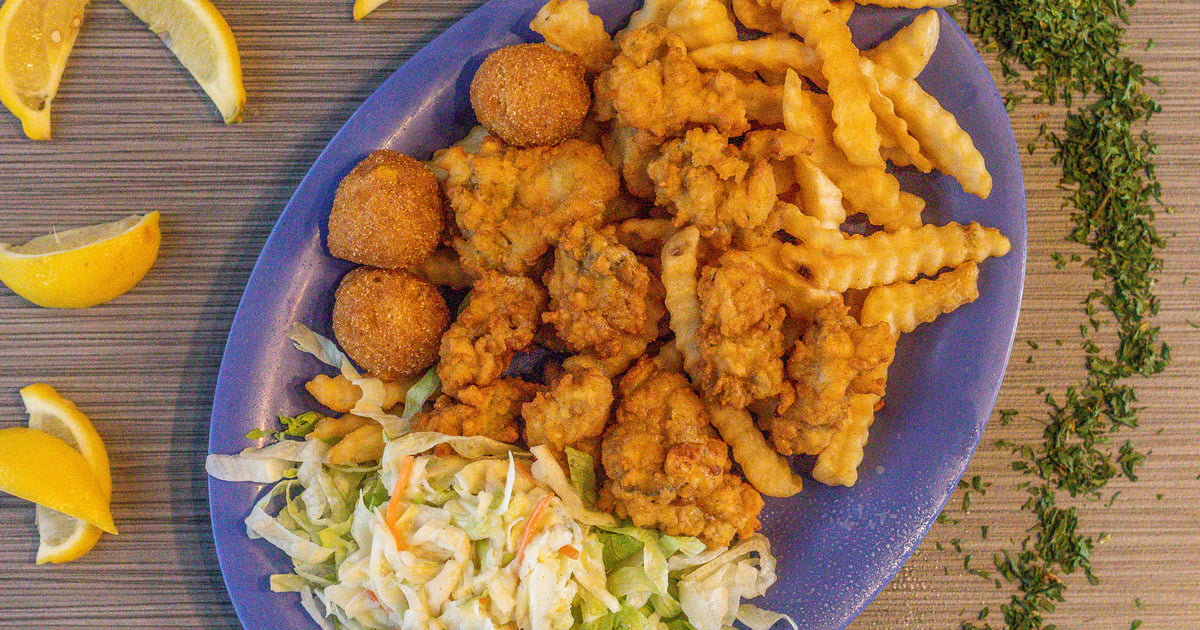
[593,25,749,138]
[697,251,787,408]
[543,224,664,375]
[432,136,620,276]
[769,300,897,455]
[646,127,779,250]
[599,359,763,548]
[522,355,613,462]
[438,273,547,394]
[412,378,541,446]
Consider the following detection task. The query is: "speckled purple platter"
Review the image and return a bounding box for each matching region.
[207,1,1026,627]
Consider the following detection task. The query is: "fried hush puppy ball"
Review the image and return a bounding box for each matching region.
[469,43,591,148]
[327,150,443,270]
[332,267,449,380]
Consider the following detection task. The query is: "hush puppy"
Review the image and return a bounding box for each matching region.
[332,267,449,380]
[470,43,590,148]
[327,150,443,270]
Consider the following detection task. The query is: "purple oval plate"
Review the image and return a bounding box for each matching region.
[207,2,1026,628]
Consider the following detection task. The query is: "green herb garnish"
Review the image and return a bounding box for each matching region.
[951,0,1169,625]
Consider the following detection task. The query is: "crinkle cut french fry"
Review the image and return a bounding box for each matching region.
[857,0,955,8]
[731,0,787,32]
[531,0,620,74]
[860,260,980,332]
[735,79,786,126]
[811,393,877,487]
[767,0,883,168]
[779,201,845,247]
[305,373,409,413]
[867,60,992,198]
[792,158,847,227]
[326,423,386,465]
[660,225,704,379]
[771,222,1009,291]
[782,73,918,230]
[707,402,804,496]
[863,9,939,81]
[691,35,821,82]
[666,0,739,49]
[747,242,839,320]
[861,56,933,172]
[310,413,373,442]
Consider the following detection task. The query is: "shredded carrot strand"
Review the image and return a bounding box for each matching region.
[558,544,579,560]
[384,455,415,549]
[515,494,554,566]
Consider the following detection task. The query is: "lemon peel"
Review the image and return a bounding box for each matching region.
[21,383,114,564]
[0,211,161,309]
[0,0,91,139]
[0,426,117,535]
[353,0,391,20]
[117,0,245,122]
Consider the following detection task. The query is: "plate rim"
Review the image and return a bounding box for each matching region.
[206,3,1027,628]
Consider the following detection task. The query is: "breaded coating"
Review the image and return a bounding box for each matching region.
[432,135,620,276]
[646,127,779,250]
[470,43,591,148]
[593,25,749,138]
[438,273,547,394]
[543,223,664,375]
[412,379,541,446]
[327,150,443,270]
[332,267,449,380]
[522,355,614,461]
[598,359,763,548]
[697,251,787,408]
[601,122,666,201]
[769,300,898,455]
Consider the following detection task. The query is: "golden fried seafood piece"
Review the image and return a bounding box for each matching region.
[438,273,548,394]
[601,122,667,201]
[331,268,448,381]
[432,136,620,276]
[696,251,787,408]
[646,127,779,250]
[543,224,664,375]
[327,150,443,270]
[470,43,591,148]
[593,25,749,138]
[412,379,542,446]
[768,299,898,455]
[598,358,763,548]
[522,355,614,461]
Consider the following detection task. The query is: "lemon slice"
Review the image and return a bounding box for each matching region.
[116,0,245,122]
[0,211,161,309]
[0,0,91,139]
[352,0,391,20]
[0,427,117,535]
[21,384,113,564]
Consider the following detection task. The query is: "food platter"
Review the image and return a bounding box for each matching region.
[206,0,1026,628]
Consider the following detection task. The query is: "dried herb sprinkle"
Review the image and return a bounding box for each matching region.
[948,0,1170,627]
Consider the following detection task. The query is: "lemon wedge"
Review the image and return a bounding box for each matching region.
[0,0,91,139]
[21,384,114,564]
[0,211,161,309]
[0,427,117,535]
[117,0,245,122]
[353,0,391,20]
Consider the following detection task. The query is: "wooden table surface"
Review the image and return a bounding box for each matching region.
[1,0,1196,628]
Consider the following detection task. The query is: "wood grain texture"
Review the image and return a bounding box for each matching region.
[0,0,1196,628]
